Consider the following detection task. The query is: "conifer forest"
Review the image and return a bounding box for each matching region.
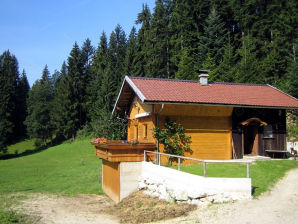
[0,0,297,151]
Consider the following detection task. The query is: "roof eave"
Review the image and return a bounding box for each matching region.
[142,100,298,110]
[112,76,147,116]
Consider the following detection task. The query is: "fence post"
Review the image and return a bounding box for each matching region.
[158,153,161,166]
[203,162,207,177]
[247,163,250,178]
[178,157,181,171]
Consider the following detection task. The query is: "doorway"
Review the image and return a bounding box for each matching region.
[243,125,259,155]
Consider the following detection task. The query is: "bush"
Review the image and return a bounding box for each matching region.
[76,124,93,140]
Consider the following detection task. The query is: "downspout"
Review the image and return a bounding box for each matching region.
[156,104,164,156]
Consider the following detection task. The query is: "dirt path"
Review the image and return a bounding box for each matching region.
[15,193,119,224]
[152,168,298,224]
[14,168,298,224]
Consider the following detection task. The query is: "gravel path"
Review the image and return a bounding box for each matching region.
[152,168,298,224]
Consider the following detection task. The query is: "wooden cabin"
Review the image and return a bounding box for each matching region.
[113,73,298,160]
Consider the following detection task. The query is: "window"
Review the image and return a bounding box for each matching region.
[135,125,138,140]
[144,124,148,138]
[263,125,273,138]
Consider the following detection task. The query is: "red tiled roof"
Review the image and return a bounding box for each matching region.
[128,77,298,108]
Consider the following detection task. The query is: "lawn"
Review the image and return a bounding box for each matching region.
[0,139,102,223]
[6,139,36,155]
[174,160,298,197]
[0,139,102,195]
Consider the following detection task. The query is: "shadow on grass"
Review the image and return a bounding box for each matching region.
[0,138,64,160]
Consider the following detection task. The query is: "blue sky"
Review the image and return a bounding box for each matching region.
[0,0,155,86]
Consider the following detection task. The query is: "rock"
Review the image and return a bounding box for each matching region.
[173,190,188,201]
[148,184,158,192]
[138,181,147,190]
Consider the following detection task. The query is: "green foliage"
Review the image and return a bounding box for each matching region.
[175,48,197,80]
[198,7,227,65]
[153,117,191,163]
[25,65,54,144]
[91,111,127,140]
[287,110,298,142]
[0,51,20,151]
[235,34,262,83]
[0,211,25,224]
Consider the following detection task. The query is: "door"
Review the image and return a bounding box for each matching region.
[244,125,259,155]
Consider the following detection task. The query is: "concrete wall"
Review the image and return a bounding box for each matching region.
[139,162,252,204]
[119,162,142,201]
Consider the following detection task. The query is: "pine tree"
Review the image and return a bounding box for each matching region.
[52,63,72,140]
[25,66,54,145]
[146,0,173,78]
[175,48,196,80]
[132,4,151,77]
[235,35,262,83]
[124,27,138,76]
[87,33,108,121]
[0,50,19,151]
[198,8,227,65]
[67,42,86,133]
[15,69,30,138]
[286,39,298,98]
[212,34,236,82]
[170,0,210,77]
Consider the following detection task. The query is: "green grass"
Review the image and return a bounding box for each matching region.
[6,139,36,155]
[0,139,102,195]
[0,138,103,223]
[173,160,298,197]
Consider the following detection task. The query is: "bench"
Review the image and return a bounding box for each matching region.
[265,150,288,158]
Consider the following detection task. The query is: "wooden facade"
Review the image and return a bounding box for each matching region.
[127,97,234,160]
[127,96,288,160]
[232,108,286,159]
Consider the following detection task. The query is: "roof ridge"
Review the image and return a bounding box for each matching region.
[213,81,268,86]
[129,76,269,86]
[129,76,200,83]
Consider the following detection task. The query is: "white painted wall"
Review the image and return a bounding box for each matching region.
[120,162,142,201]
[140,162,252,203]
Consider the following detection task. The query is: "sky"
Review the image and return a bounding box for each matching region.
[0,0,155,86]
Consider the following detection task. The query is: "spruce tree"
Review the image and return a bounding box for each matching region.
[212,34,236,82]
[287,39,298,98]
[87,33,108,121]
[67,42,86,133]
[235,35,262,83]
[25,66,54,145]
[198,8,227,65]
[146,0,173,78]
[15,69,30,138]
[124,27,138,76]
[132,4,151,77]
[170,0,210,77]
[0,50,19,151]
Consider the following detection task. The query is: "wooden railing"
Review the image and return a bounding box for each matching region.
[144,150,253,178]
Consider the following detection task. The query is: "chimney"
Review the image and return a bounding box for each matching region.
[199,69,210,85]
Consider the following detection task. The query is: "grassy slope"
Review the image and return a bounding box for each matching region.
[0,139,102,195]
[178,160,298,197]
[6,139,35,155]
